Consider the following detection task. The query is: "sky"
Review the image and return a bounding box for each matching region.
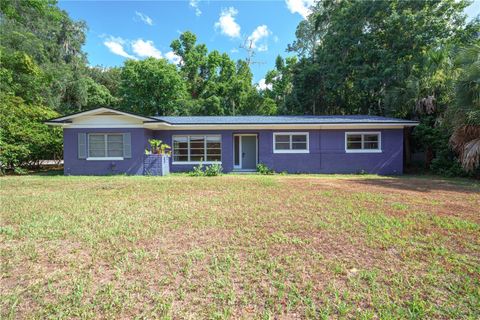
[59,0,480,86]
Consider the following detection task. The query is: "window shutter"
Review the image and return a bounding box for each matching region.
[78,133,87,159]
[123,133,132,158]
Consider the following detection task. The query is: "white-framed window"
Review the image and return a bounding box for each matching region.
[273,132,309,153]
[345,132,382,153]
[87,133,124,160]
[172,135,222,164]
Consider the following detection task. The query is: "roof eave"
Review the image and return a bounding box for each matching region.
[44,107,163,124]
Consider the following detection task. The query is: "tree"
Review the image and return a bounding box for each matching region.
[0,0,89,112]
[0,94,62,170]
[170,31,273,115]
[280,0,473,116]
[119,58,187,116]
[448,44,480,173]
[86,66,122,101]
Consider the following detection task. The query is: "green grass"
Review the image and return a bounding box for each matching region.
[1,174,479,319]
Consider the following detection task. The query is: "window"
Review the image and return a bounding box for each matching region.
[273,133,309,153]
[88,133,124,159]
[173,135,222,163]
[345,132,381,152]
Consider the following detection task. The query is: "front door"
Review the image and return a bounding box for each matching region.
[234,135,257,170]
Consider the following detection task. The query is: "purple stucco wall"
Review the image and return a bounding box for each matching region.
[63,128,403,175]
[63,128,153,175]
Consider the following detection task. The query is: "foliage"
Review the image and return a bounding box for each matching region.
[189,162,205,177]
[0,0,92,170]
[119,58,187,116]
[447,44,480,173]
[86,66,122,100]
[278,0,474,116]
[170,31,272,116]
[0,0,89,112]
[256,163,275,175]
[146,139,171,156]
[204,163,223,176]
[0,94,62,170]
[188,161,223,176]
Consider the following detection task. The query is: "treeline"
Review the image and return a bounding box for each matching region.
[0,0,274,170]
[262,0,480,176]
[0,0,479,175]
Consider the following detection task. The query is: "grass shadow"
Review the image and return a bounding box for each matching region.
[352,175,479,193]
[31,168,64,176]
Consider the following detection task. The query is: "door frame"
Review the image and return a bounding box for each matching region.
[233,134,258,170]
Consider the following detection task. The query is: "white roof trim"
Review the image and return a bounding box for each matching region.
[48,107,155,122]
[144,123,415,130]
[51,123,415,130]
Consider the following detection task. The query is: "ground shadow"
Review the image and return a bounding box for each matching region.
[31,169,64,176]
[352,175,479,193]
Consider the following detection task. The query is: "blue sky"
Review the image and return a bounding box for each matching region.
[59,0,479,86]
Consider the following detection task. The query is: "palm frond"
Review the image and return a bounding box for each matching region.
[462,138,480,172]
[450,125,480,172]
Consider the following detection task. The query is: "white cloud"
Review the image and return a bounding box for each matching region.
[285,0,316,19]
[165,51,183,64]
[103,37,137,60]
[247,25,271,51]
[273,35,279,43]
[103,35,180,63]
[131,39,162,59]
[189,0,202,16]
[135,11,154,26]
[257,78,272,91]
[214,7,241,38]
[230,48,239,53]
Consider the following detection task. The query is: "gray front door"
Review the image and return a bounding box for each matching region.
[241,135,257,170]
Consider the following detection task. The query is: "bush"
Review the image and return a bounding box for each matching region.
[13,167,28,175]
[256,163,275,175]
[204,163,223,176]
[188,162,223,177]
[189,162,205,176]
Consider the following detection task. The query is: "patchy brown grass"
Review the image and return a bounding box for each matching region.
[1,174,479,319]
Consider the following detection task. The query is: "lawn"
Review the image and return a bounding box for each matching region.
[1,174,479,319]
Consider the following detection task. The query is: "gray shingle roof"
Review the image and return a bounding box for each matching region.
[152,115,417,125]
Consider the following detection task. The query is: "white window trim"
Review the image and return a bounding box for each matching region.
[87,133,124,159]
[345,132,382,153]
[172,134,222,164]
[273,132,309,154]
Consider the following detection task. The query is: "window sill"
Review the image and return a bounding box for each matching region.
[273,150,309,154]
[172,161,222,165]
[86,157,124,161]
[345,150,382,153]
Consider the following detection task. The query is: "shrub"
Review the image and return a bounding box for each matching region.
[13,167,28,175]
[256,163,275,175]
[204,163,223,176]
[189,162,223,177]
[189,162,205,176]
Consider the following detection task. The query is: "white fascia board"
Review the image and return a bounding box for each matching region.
[59,124,145,128]
[51,121,417,130]
[50,107,155,122]
[144,123,414,130]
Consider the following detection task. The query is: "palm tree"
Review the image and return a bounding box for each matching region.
[448,44,480,172]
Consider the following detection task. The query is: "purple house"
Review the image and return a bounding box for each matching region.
[46,107,418,175]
